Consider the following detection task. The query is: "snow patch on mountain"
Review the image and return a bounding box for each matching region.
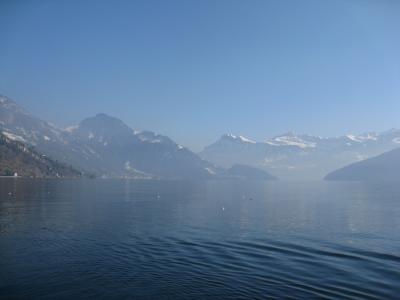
[346,133,377,143]
[65,125,78,133]
[392,137,400,144]
[205,167,216,174]
[238,135,256,143]
[266,134,316,149]
[125,161,133,171]
[222,134,256,143]
[2,131,26,143]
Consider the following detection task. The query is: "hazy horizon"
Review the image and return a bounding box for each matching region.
[1,0,400,151]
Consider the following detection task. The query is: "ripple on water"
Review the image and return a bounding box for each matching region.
[1,179,400,299]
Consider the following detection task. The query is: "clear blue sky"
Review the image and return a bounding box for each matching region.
[1,0,399,151]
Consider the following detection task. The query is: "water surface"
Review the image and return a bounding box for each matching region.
[1,179,399,299]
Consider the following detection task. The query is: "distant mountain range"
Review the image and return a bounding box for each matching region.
[200,131,400,180]
[2,94,400,181]
[0,95,276,180]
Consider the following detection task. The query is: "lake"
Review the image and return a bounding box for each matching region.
[0,179,399,299]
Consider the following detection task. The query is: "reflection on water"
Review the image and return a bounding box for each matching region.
[1,179,400,299]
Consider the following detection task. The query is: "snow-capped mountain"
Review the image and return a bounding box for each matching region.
[4,93,400,180]
[200,130,400,180]
[0,95,217,178]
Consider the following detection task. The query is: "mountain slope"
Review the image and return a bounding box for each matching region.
[0,133,82,178]
[0,94,84,169]
[0,95,66,146]
[324,148,400,181]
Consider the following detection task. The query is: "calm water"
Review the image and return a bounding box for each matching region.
[0,179,399,299]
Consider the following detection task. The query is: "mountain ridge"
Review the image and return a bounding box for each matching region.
[5,94,400,181]
[2,95,255,179]
[200,130,400,180]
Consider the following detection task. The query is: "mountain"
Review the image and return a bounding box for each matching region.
[65,113,218,178]
[0,132,82,178]
[0,95,218,179]
[6,93,400,181]
[200,131,400,180]
[225,164,277,180]
[324,148,400,181]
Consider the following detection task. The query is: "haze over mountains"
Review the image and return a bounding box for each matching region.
[2,94,400,180]
[200,131,400,180]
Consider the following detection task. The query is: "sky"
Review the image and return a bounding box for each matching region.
[0,0,399,151]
